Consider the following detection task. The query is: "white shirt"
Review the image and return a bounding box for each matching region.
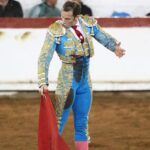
[69,20,86,40]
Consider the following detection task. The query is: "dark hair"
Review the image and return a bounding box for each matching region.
[62,0,81,17]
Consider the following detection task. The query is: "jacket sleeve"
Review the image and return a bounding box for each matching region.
[38,31,56,87]
[93,24,118,52]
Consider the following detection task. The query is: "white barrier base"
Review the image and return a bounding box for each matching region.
[0,82,150,91]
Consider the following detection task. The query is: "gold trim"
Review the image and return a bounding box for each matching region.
[48,21,66,37]
[80,15,97,27]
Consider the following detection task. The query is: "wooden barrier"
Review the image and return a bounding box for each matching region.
[0,17,150,28]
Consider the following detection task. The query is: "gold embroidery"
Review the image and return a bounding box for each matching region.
[56,22,95,63]
[80,15,97,27]
[74,40,84,56]
[55,63,73,118]
[38,33,55,86]
[48,21,66,37]
[58,54,76,63]
[86,35,94,57]
[64,40,75,48]
[67,31,73,40]
[65,49,75,56]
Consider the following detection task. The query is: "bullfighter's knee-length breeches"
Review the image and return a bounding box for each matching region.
[55,56,92,141]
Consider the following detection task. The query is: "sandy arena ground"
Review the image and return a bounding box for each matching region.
[0,91,150,150]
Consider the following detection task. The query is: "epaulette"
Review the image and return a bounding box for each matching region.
[80,15,97,27]
[48,20,66,37]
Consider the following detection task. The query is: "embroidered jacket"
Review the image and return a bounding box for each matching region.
[38,15,118,87]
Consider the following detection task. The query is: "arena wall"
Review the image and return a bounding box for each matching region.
[0,18,150,91]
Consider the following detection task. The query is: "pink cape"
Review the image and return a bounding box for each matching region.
[38,90,70,150]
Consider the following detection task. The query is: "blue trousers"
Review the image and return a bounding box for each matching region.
[57,57,92,141]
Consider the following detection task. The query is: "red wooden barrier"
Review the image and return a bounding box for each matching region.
[0,17,150,28]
